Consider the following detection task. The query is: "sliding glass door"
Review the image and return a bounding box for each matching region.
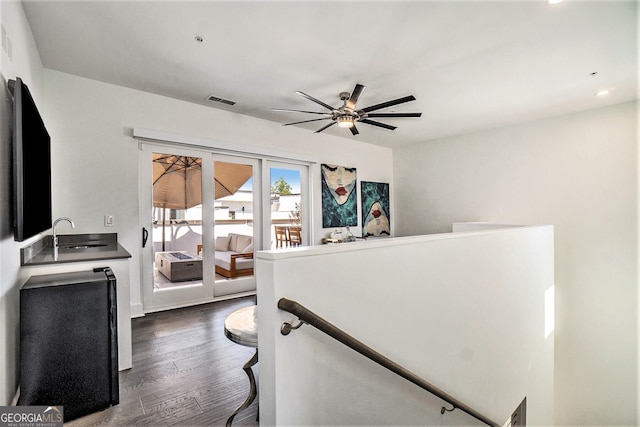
[140,144,259,312]
[140,144,310,313]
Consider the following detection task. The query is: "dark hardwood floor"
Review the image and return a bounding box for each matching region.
[67,296,259,427]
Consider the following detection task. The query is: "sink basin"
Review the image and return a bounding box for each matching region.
[62,244,108,249]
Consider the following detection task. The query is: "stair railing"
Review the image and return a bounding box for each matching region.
[278,297,519,427]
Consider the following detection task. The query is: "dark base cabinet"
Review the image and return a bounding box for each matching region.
[18,268,119,422]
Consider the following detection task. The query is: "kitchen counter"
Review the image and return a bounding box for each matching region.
[21,233,131,266]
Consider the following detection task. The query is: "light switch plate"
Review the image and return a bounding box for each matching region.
[104,215,114,227]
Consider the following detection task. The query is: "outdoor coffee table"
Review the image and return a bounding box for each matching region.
[154,251,202,281]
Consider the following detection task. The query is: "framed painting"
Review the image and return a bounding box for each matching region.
[361,181,390,237]
[321,163,358,228]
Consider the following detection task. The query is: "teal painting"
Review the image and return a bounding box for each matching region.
[321,164,357,228]
[361,181,390,237]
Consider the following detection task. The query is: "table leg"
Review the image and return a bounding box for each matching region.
[226,349,258,427]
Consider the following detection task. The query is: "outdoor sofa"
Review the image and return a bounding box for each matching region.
[209,233,254,279]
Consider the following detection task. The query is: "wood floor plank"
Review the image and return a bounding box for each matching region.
[66,296,259,427]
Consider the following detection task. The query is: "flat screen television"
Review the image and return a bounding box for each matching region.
[8,77,52,242]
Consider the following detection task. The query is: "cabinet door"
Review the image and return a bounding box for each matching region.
[19,280,114,421]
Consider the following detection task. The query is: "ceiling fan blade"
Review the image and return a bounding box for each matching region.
[360,95,417,113]
[366,112,422,118]
[360,119,397,131]
[314,121,337,133]
[296,91,336,111]
[273,108,331,115]
[283,117,331,126]
[346,84,366,110]
[350,125,359,136]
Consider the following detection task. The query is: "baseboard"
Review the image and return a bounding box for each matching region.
[130,302,145,318]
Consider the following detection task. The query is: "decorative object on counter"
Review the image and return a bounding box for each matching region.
[322,238,341,244]
[361,181,391,237]
[324,229,343,244]
[343,227,357,242]
[52,217,75,261]
[321,163,357,228]
[322,227,363,244]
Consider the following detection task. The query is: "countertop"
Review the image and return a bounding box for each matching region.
[21,233,131,266]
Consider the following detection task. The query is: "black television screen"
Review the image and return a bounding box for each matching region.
[9,77,52,242]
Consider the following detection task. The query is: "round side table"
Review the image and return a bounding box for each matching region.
[224,305,258,426]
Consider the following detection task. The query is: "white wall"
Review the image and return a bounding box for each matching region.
[394,102,638,425]
[41,69,392,318]
[257,225,554,425]
[0,1,45,405]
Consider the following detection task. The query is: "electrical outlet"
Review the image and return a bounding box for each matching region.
[104,215,114,227]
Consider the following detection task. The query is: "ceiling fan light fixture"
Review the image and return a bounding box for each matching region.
[337,115,354,128]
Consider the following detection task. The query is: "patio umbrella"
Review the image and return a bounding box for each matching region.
[212,161,253,200]
[152,155,253,206]
[152,154,253,248]
[153,155,203,210]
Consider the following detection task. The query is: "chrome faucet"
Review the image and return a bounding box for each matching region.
[53,217,75,260]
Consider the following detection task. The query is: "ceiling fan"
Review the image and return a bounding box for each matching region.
[273,83,422,135]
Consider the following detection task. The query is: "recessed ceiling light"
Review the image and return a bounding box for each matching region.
[547,0,563,4]
[596,89,612,97]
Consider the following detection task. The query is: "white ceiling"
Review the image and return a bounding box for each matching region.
[21,1,637,148]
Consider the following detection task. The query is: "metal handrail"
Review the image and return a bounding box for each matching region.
[277,297,502,427]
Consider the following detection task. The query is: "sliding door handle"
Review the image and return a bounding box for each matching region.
[142,227,149,248]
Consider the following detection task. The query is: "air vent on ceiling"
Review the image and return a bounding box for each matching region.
[207,95,236,106]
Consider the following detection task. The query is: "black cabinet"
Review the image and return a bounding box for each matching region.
[18,268,119,421]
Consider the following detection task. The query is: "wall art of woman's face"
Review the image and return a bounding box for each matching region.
[363,201,390,236]
[321,164,357,205]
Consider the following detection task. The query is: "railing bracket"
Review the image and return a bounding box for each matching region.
[441,404,456,414]
[281,319,305,335]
